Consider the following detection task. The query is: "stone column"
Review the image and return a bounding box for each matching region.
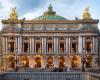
[2,37,6,54]
[54,37,58,54]
[33,56,35,68]
[15,36,18,53]
[56,37,58,54]
[66,37,68,53]
[64,56,67,67]
[53,56,59,68]
[68,37,71,54]
[32,37,35,54]
[78,36,82,53]
[29,56,34,68]
[19,36,22,54]
[18,36,20,53]
[42,56,47,69]
[42,37,46,54]
[95,37,98,54]
[5,36,8,52]
[42,37,43,54]
[30,37,32,54]
[93,37,95,53]
[34,42,36,53]
[82,36,85,49]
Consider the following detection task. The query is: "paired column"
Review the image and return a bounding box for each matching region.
[30,37,32,54]
[66,37,68,53]
[2,36,6,54]
[54,37,58,54]
[5,36,8,52]
[19,36,22,53]
[93,37,95,53]
[42,37,46,54]
[15,36,18,53]
[82,36,85,50]
[18,36,20,53]
[95,37,98,54]
[32,37,35,54]
[18,36,22,54]
[78,36,82,53]
[68,37,71,53]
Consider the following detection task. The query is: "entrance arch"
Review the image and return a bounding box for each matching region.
[7,55,15,68]
[71,55,79,69]
[21,55,29,68]
[86,55,92,68]
[59,56,65,68]
[34,55,42,68]
[47,56,53,68]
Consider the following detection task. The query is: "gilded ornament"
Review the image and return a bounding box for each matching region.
[82,7,92,20]
[9,7,18,20]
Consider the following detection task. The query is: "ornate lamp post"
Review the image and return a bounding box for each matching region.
[81,48,86,72]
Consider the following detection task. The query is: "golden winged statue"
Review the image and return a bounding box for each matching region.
[9,7,18,20]
[82,7,92,20]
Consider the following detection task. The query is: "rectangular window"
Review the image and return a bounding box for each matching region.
[48,43,52,53]
[59,43,64,53]
[86,42,91,52]
[72,43,77,52]
[24,43,28,52]
[36,43,40,53]
[8,42,14,52]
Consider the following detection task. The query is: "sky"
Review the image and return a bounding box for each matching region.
[0,0,100,30]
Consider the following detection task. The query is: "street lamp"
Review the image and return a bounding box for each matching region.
[81,48,86,72]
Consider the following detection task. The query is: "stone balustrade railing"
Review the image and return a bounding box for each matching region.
[0,72,99,80]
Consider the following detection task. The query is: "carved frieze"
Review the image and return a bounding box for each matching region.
[46,24,55,30]
[57,24,67,30]
[33,24,43,30]
[23,24,32,30]
[2,22,98,32]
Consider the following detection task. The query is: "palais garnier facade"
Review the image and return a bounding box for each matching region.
[0,4,100,71]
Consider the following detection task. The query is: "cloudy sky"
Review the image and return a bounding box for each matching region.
[0,0,100,29]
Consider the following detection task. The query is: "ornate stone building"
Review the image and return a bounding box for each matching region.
[0,5,100,71]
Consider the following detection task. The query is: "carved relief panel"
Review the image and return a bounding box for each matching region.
[67,24,78,30]
[57,24,67,30]
[34,24,43,30]
[23,24,32,30]
[46,24,55,30]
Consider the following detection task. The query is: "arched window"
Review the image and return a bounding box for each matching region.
[8,36,15,52]
[71,37,78,53]
[35,37,41,53]
[22,37,29,53]
[59,37,65,53]
[47,37,53,53]
[86,36,92,52]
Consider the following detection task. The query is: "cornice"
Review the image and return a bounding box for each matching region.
[1,19,99,24]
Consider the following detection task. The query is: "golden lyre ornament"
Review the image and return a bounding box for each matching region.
[9,7,18,20]
[82,7,92,20]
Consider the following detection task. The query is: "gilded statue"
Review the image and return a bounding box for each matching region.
[9,7,18,20]
[82,7,92,20]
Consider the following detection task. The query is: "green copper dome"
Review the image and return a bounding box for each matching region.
[35,4,66,20]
